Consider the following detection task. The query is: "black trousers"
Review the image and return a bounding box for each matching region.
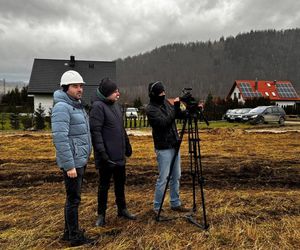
[98,165,126,215]
[63,166,85,235]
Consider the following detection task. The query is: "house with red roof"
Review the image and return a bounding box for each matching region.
[227,80,300,107]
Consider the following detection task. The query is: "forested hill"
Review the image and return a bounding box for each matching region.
[116,29,300,102]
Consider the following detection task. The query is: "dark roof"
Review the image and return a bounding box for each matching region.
[228,80,300,101]
[28,57,116,104]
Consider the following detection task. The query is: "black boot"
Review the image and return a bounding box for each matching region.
[117,208,137,220]
[69,230,94,247]
[95,214,106,227]
[61,230,69,241]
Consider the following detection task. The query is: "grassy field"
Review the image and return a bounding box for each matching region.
[0,125,299,249]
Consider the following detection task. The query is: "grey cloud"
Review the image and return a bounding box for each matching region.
[0,0,300,82]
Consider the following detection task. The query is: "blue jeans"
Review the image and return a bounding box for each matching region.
[154,148,181,210]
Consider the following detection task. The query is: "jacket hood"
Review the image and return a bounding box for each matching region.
[53,90,83,109]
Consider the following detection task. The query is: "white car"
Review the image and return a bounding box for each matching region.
[125,107,138,118]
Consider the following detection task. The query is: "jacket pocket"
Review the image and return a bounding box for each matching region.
[71,138,78,156]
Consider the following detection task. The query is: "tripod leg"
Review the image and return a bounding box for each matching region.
[194,118,209,229]
[188,119,197,212]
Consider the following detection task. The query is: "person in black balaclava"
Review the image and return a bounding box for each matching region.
[146,81,190,215]
[89,78,136,227]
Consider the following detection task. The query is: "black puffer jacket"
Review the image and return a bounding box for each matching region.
[89,94,131,168]
[146,100,182,150]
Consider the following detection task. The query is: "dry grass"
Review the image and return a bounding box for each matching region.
[0,126,300,249]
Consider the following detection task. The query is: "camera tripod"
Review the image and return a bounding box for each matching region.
[156,110,209,230]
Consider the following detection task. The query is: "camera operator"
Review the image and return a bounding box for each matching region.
[146,81,190,214]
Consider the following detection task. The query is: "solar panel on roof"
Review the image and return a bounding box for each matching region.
[276,83,299,98]
[239,82,263,98]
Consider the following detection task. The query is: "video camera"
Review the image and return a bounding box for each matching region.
[180,88,201,114]
[179,88,209,125]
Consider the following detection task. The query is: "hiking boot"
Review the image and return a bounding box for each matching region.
[171,205,190,212]
[117,208,137,220]
[153,208,164,215]
[69,230,94,247]
[95,214,106,227]
[61,230,69,241]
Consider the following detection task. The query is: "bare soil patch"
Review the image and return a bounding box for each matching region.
[0,127,299,249]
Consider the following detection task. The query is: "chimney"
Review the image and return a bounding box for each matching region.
[255,78,258,91]
[69,55,75,68]
[274,80,277,85]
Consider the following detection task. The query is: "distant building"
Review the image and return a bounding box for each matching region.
[227,80,300,107]
[28,56,116,113]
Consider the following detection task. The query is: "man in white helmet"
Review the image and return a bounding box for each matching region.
[51,70,93,247]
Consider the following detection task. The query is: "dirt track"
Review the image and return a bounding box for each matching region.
[0,126,299,189]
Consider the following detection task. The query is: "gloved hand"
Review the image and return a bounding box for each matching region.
[99,151,109,163]
[125,142,132,157]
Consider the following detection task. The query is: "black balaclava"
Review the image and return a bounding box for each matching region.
[98,78,118,97]
[148,81,165,105]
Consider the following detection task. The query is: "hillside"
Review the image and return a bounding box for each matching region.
[116,29,300,102]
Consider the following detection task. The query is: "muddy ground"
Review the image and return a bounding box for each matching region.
[1,126,299,190]
[0,125,299,249]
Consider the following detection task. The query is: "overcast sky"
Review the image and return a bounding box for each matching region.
[0,0,300,83]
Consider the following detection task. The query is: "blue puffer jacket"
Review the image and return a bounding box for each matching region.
[51,90,92,171]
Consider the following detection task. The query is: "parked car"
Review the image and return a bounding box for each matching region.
[223,109,234,121]
[226,109,241,122]
[125,107,138,118]
[234,108,253,122]
[226,109,252,122]
[242,106,286,125]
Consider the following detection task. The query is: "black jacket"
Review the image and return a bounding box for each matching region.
[89,94,131,168]
[146,100,183,150]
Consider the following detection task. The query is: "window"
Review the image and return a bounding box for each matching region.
[266,108,272,113]
[265,92,269,96]
[238,93,241,99]
[267,83,271,87]
[272,92,276,96]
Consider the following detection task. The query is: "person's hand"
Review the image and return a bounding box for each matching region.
[174,97,180,103]
[99,151,109,163]
[125,142,132,157]
[67,168,77,178]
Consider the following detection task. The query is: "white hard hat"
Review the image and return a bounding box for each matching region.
[60,70,85,86]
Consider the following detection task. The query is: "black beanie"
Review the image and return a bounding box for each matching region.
[98,78,118,97]
[148,81,165,97]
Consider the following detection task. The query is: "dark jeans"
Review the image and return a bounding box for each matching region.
[98,165,126,215]
[63,166,85,235]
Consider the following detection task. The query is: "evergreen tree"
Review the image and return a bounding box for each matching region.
[21,113,34,130]
[204,93,216,120]
[45,108,52,129]
[133,97,143,109]
[10,112,20,129]
[34,103,46,130]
